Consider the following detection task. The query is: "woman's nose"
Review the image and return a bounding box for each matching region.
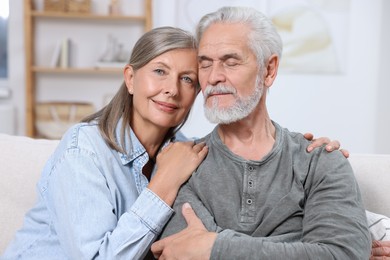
[163,80,179,97]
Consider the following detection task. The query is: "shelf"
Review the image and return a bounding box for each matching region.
[31,11,146,22]
[24,0,152,137]
[32,66,124,75]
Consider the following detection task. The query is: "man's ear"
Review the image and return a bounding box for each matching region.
[124,65,135,95]
[264,54,279,87]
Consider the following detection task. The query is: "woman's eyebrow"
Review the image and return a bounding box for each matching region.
[152,61,171,69]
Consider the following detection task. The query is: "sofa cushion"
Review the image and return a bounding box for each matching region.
[0,134,59,253]
[366,210,390,241]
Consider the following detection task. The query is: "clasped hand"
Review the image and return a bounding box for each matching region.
[151,203,217,260]
[371,240,390,259]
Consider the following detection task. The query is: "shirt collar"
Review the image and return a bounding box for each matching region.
[115,118,177,165]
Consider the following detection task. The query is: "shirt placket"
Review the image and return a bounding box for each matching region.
[133,154,150,194]
[240,163,257,223]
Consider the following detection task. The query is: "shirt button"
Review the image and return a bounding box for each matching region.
[248,166,254,171]
[246,199,253,205]
[248,180,254,187]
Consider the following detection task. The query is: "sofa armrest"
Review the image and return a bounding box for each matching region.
[349,154,390,217]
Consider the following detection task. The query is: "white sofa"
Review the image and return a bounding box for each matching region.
[0,133,390,254]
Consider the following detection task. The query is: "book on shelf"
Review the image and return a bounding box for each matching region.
[60,38,70,69]
[50,40,62,67]
[50,38,71,68]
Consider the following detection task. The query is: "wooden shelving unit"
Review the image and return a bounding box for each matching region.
[24,0,152,137]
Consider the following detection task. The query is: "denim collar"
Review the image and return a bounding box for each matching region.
[115,118,174,165]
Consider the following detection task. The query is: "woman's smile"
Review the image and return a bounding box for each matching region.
[152,99,179,113]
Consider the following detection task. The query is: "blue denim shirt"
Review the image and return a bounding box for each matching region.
[3,121,187,260]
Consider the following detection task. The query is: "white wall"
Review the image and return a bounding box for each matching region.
[266,0,387,154]
[375,0,390,153]
[8,0,390,154]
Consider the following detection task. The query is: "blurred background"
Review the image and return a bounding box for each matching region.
[2,0,390,154]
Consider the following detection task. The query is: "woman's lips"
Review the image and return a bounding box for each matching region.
[153,100,178,113]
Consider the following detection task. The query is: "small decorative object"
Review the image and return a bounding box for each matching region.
[114,44,128,62]
[35,102,95,139]
[66,0,91,13]
[44,0,66,12]
[99,34,117,63]
[109,0,120,15]
[95,35,128,68]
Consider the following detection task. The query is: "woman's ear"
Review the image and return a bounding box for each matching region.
[264,54,279,87]
[124,65,135,95]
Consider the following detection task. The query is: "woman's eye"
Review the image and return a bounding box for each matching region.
[182,76,193,84]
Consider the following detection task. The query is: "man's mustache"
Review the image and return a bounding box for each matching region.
[203,85,237,99]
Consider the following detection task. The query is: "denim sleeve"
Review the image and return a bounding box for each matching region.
[211,151,371,260]
[45,147,173,260]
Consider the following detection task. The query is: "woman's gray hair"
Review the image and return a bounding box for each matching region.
[130,26,197,70]
[83,27,197,153]
[196,6,283,68]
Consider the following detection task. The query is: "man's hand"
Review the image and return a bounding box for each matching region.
[304,133,349,158]
[370,240,390,259]
[152,203,217,260]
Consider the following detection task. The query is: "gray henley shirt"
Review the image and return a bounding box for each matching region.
[161,122,371,259]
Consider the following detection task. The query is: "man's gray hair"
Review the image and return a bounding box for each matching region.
[196,6,283,67]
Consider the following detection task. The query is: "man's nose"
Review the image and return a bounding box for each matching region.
[208,63,226,86]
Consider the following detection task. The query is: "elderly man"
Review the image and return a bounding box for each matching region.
[152,6,371,260]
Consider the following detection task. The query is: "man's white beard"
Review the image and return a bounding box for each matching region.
[203,75,263,124]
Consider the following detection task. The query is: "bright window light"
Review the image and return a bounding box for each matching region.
[0,1,9,19]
